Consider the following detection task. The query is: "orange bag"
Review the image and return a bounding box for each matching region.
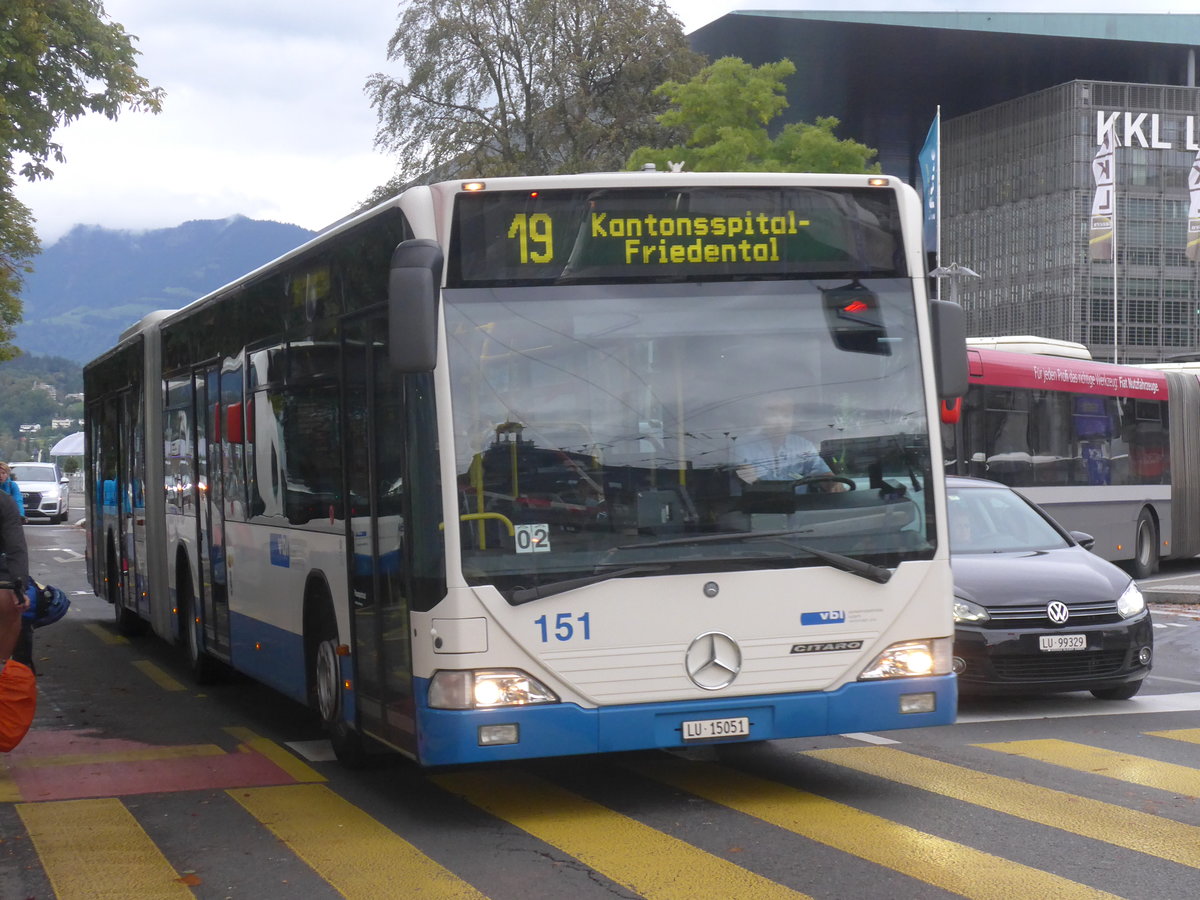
[0,659,36,751]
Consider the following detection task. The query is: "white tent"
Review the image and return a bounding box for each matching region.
[49,431,84,457]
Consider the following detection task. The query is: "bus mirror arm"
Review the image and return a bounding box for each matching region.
[388,238,444,373]
[930,299,968,400]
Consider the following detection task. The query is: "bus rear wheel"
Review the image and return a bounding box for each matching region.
[179,570,221,684]
[108,542,144,637]
[1132,508,1159,579]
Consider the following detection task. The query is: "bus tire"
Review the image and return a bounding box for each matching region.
[108,540,144,637]
[1132,508,1159,579]
[308,594,368,768]
[178,561,221,684]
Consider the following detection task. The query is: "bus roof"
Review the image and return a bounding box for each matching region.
[965,335,1092,359]
[967,345,1168,400]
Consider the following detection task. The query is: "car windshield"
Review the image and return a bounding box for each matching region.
[10,465,56,482]
[947,484,1069,553]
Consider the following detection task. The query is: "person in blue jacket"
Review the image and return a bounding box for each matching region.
[0,464,24,523]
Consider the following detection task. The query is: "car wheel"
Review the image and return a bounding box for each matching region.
[1091,680,1143,700]
[1132,508,1158,579]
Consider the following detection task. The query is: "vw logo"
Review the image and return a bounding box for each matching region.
[685,632,742,690]
[1047,601,1070,625]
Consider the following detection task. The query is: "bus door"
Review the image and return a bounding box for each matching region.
[343,315,416,754]
[194,366,231,658]
[98,392,136,617]
[127,386,148,619]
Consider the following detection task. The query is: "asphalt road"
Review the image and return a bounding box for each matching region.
[3,517,1200,899]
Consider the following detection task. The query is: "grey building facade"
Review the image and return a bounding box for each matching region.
[947,80,1200,363]
[690,9,1200,362]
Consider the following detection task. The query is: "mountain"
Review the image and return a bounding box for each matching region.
[16,216,317,364]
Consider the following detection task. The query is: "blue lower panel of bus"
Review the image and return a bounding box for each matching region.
[414,674,956,766]
[228,612,308,706]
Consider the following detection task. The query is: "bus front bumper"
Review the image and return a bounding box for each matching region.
[414,674,956,766]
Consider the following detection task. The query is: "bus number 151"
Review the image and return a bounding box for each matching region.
[534,612,591,643]
[507,213,554,264]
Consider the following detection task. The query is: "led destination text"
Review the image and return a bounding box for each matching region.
[591,211,810,265]
[505,210,812,267]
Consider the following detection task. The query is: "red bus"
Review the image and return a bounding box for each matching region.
[941,339,1200,578]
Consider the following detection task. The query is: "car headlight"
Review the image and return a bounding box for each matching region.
[428,669,558,709]
[1116,582,1146,619]
[953,596,990,624]
[43,486,60,500]
[859,638,953,679]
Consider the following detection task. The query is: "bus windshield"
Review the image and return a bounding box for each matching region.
[445,278,935,600]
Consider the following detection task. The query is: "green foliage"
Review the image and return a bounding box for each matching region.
[364,0,704,192]
[0,353,83,461]
[627,57,881,175]
[0,0,164,361]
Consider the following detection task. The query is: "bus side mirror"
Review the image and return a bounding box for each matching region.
[388,238,443,373]
[930,299,968,400]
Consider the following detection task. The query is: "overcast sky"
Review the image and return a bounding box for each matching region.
[12,1,1185,245]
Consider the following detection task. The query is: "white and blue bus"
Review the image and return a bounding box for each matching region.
[84,171,967,766]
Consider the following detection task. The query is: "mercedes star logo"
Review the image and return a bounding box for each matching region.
[685,632,742,690]
[1047,601,1070,625]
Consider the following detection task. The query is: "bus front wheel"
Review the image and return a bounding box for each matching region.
[1132,508,1159,579]
[309,600,367,768]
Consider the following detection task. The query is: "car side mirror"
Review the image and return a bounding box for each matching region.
[1069,531,1095,551]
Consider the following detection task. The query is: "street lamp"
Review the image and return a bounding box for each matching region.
[929,262,982,304]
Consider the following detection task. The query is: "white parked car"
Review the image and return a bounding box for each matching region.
[10,462,71,524]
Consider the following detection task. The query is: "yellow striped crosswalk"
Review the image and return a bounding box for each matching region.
[625,756,1119,900]
[804,745,1200,869]
[433,768,808,899]
[975,738,1200,796]
[230,783,486,899]
[18,798,194,899]
[8,726,1200,897]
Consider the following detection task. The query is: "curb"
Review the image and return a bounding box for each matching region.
[1143,587,1200,605]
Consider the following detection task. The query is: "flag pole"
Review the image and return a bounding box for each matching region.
[935,104,942,300]
[1089,118,1118,362]
[1112,194,1119,365]
[1111,131,1119,365]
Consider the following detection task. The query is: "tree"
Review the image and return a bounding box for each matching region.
[627,57,881,175]
[364,0,704,201]
[0,1,163,361]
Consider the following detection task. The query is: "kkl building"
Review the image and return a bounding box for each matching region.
[943,80,1200,363]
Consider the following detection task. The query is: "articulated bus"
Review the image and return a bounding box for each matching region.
[84,172,967,766]
[942,337,1200,579]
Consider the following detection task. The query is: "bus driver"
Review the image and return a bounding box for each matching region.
[733,394,845,491]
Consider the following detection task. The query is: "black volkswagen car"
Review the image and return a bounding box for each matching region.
[947,476,1153,699]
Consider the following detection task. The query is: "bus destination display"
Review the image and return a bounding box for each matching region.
[449,186,903,286]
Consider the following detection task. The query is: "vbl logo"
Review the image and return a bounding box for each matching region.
[800,610,846,626]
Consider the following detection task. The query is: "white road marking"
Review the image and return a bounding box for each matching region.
[839,732,900,744]
[957,690,1200,723]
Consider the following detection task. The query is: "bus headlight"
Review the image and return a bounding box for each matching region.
[428,669,559,709]
[1116,582,1146,619]
[858,638,953,680]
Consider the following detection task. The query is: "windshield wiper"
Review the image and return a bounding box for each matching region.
[509,564,669,605]
[615,530,893,584]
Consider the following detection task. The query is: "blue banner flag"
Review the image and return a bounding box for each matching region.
[918,112,939,254]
